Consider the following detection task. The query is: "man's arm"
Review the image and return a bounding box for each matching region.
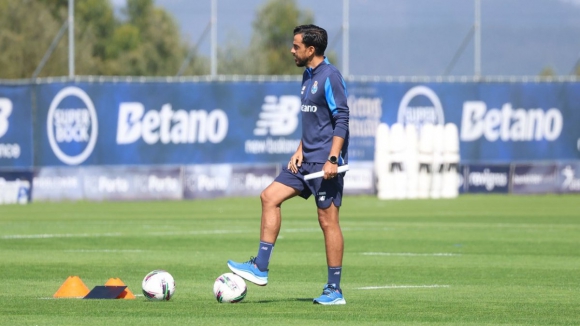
[323,136,345,179]
[288,140,304,174]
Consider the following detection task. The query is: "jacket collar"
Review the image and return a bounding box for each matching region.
[306,57,330,75]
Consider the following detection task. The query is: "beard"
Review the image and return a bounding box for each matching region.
[294,55,309,67]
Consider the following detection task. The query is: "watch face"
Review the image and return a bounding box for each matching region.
[329,156,337,163]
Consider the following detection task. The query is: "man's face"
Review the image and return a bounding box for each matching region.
[291,33,313,67]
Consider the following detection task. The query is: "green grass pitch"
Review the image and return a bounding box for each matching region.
[1,194,579,325]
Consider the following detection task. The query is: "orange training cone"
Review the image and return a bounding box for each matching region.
[105,278,136,299]
[53,276,90,298]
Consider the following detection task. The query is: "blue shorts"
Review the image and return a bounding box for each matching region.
[274,162,344,209]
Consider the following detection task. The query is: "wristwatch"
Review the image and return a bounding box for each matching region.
[327,155,338,164]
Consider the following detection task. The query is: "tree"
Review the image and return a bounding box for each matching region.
[107,0,189,75]
[539,66,556,77]
[0,0,205,78]
[573,60,580,77]
[97,0,198,76]
[0,0,99,78]
[219,0,314,75]
[251,0,314,74]
[217,31,259,75]
[219,0,339,75]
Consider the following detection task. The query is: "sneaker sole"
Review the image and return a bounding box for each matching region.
[227,263,268,286]
[313,298,347,305]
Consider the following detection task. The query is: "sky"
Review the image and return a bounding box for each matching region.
[111,0,580,77]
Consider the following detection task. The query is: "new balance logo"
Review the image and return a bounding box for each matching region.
[253,95,301,136]
[261,246,269,251]
[333,271,341,275]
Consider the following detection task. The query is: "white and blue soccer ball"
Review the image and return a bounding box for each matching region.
[213,273,247,303]
[142,270,175,301]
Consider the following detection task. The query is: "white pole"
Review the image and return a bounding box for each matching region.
[210,0,217,76]
[474,0,481,78]
[68,0,75,78]
[342,0,349,77]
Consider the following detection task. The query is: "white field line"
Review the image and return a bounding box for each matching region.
[357,285,450,290]
[362,252,460,257]
[1,232,123,239]
[0,230,246,239]
[63,249,145,253]
[1,227,367,240]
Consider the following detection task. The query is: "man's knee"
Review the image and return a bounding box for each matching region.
[318,210,339,229]
[261,186,287,208]
[260,188,275,205]
[261,182,300,207]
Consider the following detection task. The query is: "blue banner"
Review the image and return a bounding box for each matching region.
[464,164,510,193]
[183,164,278,199]
[0,80,576,167]
[511,163,558,194]
[359,82,580,163]
[34,82,302,166]
[0,86,33,167]
[558,162,580,193]
[0,170,32,204]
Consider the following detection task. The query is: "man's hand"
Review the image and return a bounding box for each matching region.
[288,152,303,173]
[323,161,338,180]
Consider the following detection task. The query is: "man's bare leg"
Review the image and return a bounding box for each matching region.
[227,181,299,286]
[259,181,300,243]
[313,202,346,305]
[317,203,343,267]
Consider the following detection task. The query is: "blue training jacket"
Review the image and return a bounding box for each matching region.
[300,57,350,165]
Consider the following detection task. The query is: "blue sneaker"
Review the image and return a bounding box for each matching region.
[313,283,346,305]
[227,256,268,286]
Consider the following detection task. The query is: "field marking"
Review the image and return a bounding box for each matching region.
[1,232,123,239]
[0,229,248,239]
[147,229,249,236]
[360,221,580,230]
[357,285,450,290]
[63,249,145,253]
[362,252,460,257]
[1,226,372,240]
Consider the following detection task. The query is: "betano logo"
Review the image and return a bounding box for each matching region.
[116,103,228,145]
[460,102,563,142]
[47,87,98,165]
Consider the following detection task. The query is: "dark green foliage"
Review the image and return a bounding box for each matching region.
[0,0,200,78]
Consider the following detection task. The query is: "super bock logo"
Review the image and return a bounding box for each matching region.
[397,86,445,128]
[47,87,98,165]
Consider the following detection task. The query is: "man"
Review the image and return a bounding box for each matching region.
[227,24,349,305]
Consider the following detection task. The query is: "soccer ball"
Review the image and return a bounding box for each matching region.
[142,270,176,301]
[213,273,247,303]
